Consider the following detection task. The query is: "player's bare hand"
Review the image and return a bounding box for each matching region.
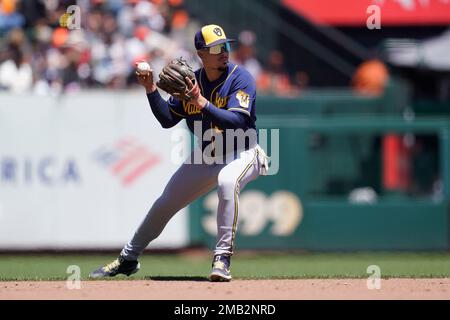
[135,61,157,93]
[186,77,207,108]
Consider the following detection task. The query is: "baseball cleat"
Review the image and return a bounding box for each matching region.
[209,255,232,282]
[89,255,140,278]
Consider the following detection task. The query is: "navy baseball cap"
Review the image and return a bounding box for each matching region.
[194,24,236,50]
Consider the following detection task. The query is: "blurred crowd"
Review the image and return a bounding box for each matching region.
[231,29,309,96]
[0,0,197,95]
[0,0,307,96]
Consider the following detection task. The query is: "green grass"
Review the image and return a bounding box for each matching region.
[0,252,449,281]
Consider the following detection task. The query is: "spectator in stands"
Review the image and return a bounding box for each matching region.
[232,30,262,81]
[351,59,389,96]
[0,43,33,93]
[291,70,309,94]
[257,50,293,96]
[0,0,291,93]
[17,0,47,29]
[0,0,24,32]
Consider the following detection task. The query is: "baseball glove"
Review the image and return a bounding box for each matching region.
[156,57,196,102]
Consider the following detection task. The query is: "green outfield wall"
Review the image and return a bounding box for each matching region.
[189,114,450,251]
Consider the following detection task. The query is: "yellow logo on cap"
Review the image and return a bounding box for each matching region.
[201,25,226,46]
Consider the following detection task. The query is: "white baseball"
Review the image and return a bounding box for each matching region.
[136,61,152,74]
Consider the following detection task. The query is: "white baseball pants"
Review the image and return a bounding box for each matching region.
[121,145,267,260]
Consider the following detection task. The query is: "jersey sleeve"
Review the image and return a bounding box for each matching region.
[167,96,186,119]
[226,69,256,118]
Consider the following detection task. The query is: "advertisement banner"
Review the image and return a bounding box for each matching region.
[283,0,450,25]
[0,92,188,249]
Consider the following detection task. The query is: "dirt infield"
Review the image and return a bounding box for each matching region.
[1,278,449,300]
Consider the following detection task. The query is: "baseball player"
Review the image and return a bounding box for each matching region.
[90,24,268,282]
